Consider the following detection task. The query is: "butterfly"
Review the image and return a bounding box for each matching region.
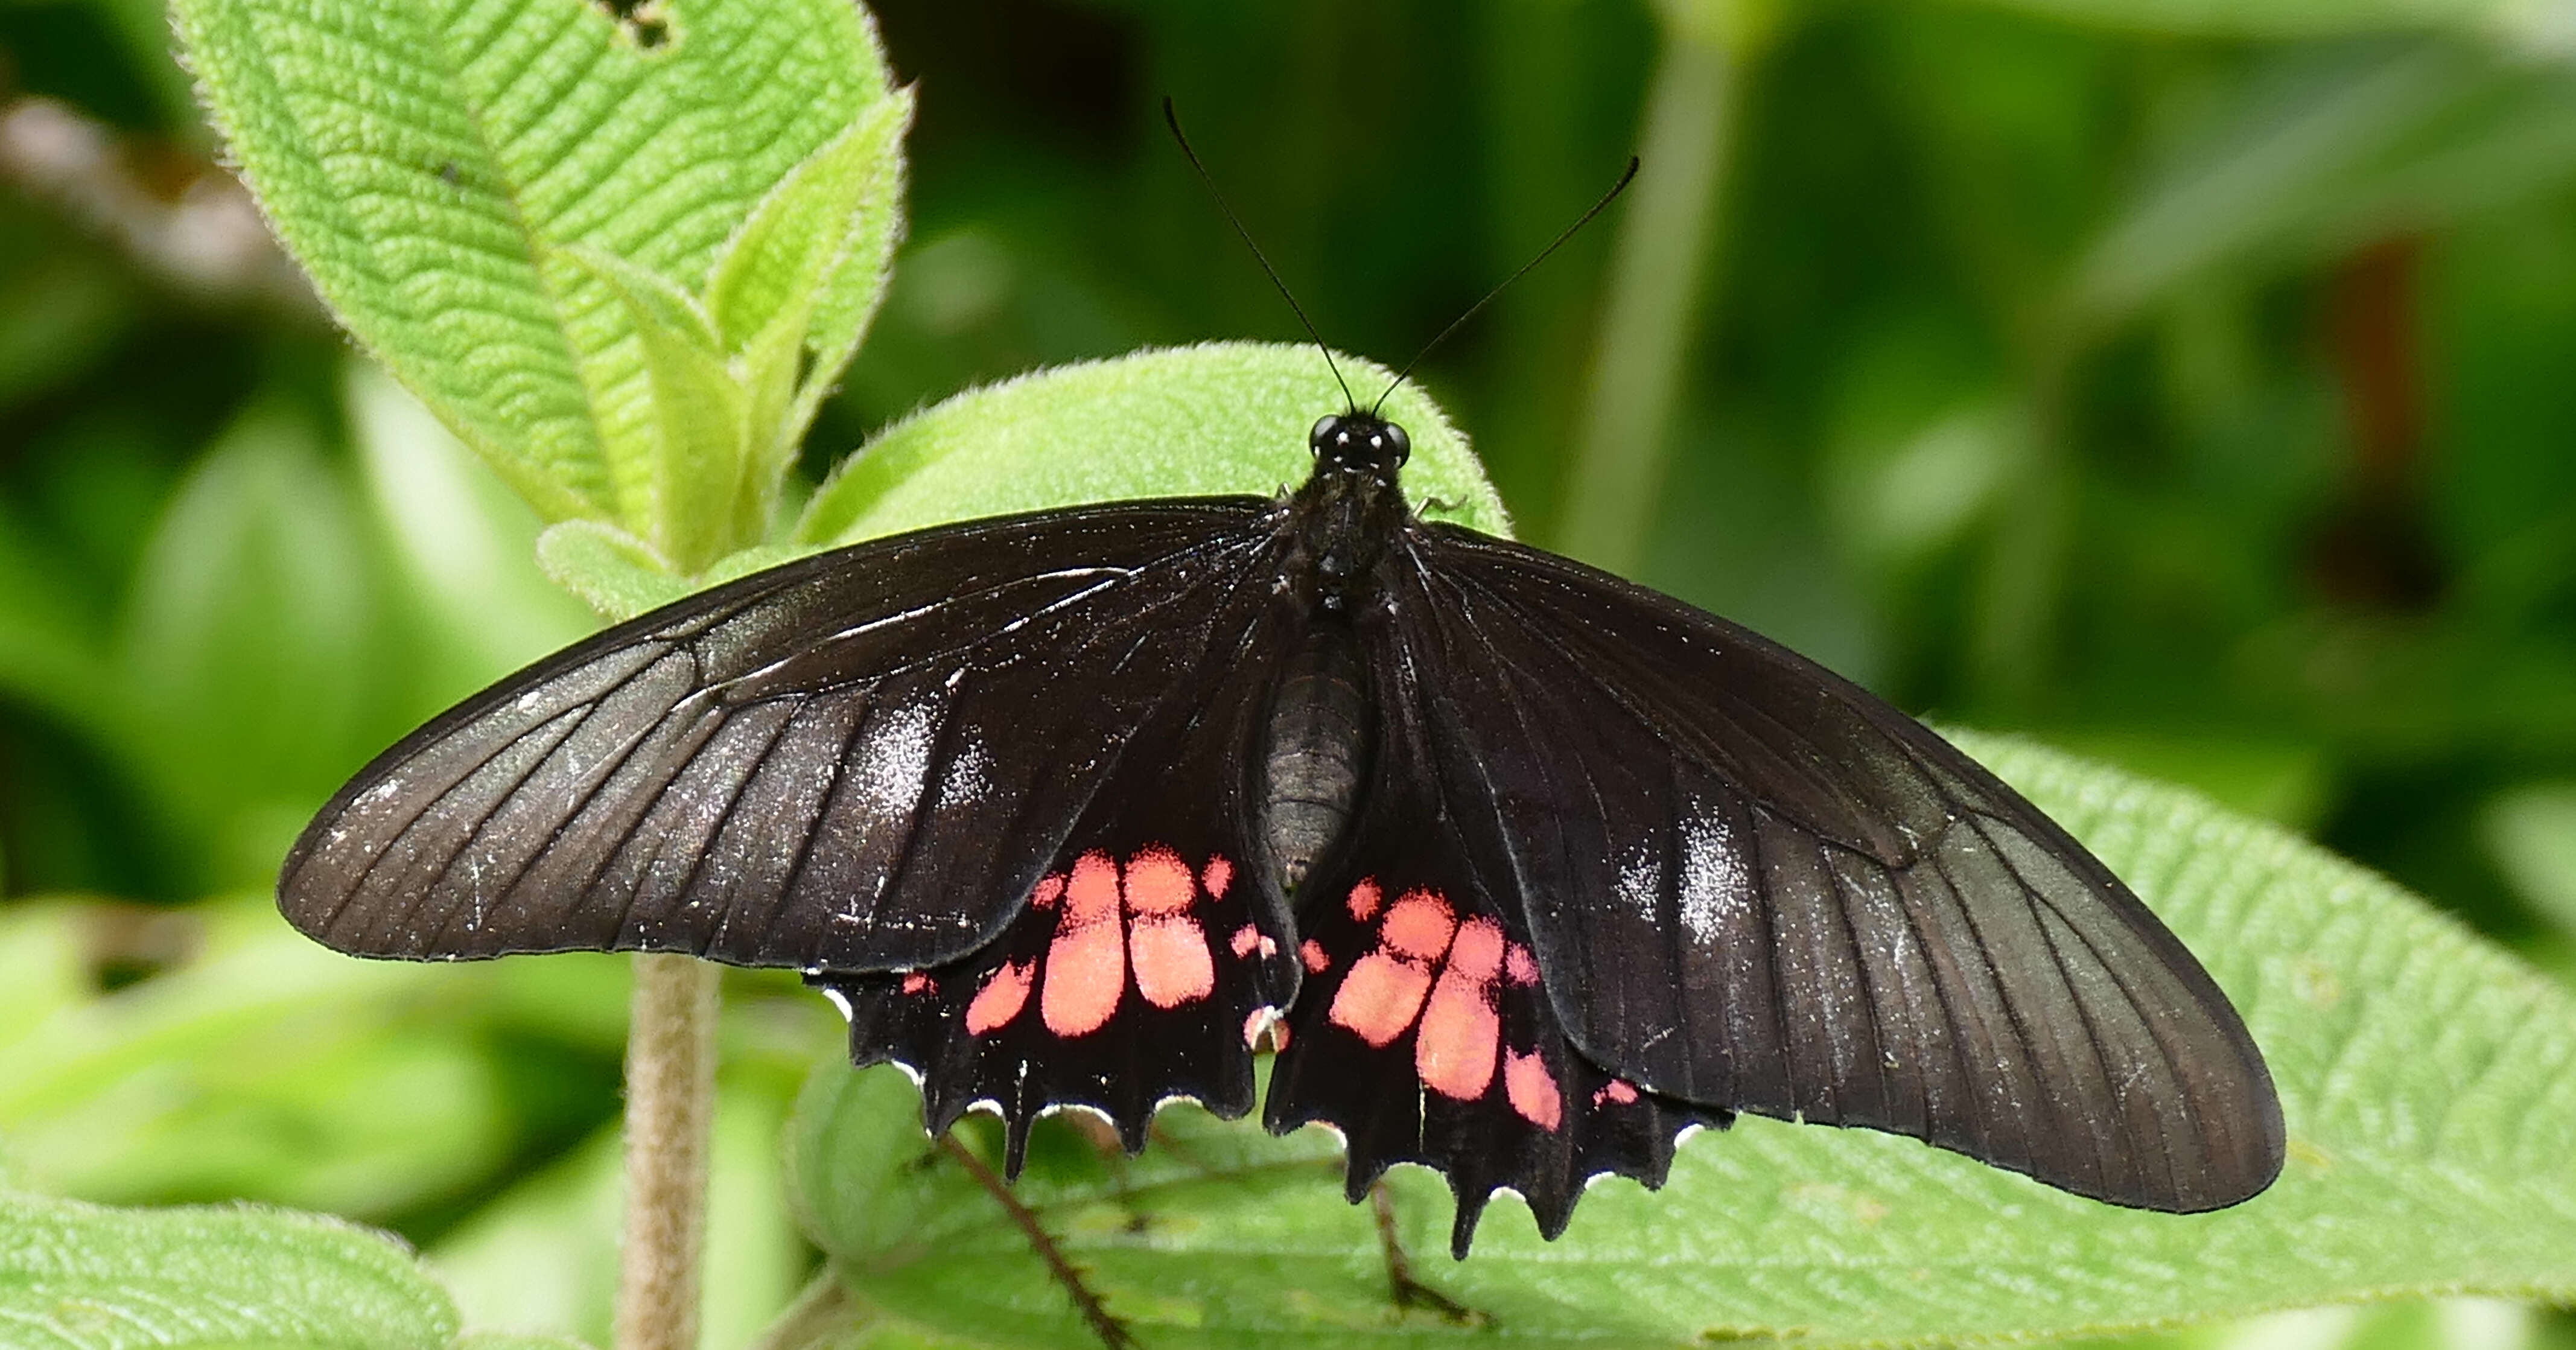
[279,404,2285,1257]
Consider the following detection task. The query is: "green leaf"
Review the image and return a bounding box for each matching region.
[0,1189,460,1350]
[0,899,510,1219]
[535,520,692,622]
[561,247,754,571]
[171,0,899,542]
[116,406,393,890]
[786,734,2576,1347]
[794,342,1511,549]
[707,90,913,363]
[708,91,917,522]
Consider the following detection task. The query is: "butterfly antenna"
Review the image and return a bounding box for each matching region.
[1370,156,1639,415]
[1163,97,1358,413]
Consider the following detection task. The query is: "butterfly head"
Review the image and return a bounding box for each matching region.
[1311,412,1410,483]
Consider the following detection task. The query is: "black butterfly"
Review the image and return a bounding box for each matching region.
[279,407,2284,1256]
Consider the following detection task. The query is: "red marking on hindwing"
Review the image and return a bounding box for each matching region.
[1346,878,1382,922]
[1300,939,1330,973]
[1506,1050,1563,1130]
[1031,873,1066,909]
[1123,846,1194,914]
[965,960,1032,1034]
[1416,917,1503,1100]
[1230,925,1261,958]
[1594,1078,1640,1107]
[1329,891,1459,1051]
[1504,943,1539,986]
[1381,891,1455,959]
[1042,852,1125,1037]
[1202,855,1233,899]
[900,972,935,996]
[1124,845,1213,1010]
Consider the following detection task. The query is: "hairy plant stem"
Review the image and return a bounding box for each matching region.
[1555,5,1743,573]
[617,952,722,1350]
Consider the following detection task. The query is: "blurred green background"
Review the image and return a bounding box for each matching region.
[1,0,2573,1346]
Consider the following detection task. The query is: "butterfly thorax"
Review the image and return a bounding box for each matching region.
[1285,411,1411,616]
[1257,412,1413,896]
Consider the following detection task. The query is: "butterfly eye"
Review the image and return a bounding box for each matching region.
[1384,423,1411,465]
[1309,414,1344,457]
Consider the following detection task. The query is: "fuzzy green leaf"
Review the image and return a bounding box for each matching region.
[535,520,690,622]
[786,734,2576,1347]
[561,248,752,570]
[0,1189,460,1350]
[794,342,1510,547]
[171,0,900,544]
[708,91,912,361]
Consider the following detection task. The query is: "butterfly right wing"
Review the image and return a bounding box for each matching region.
[279,498,1291,979]
[1385,523,2283,1216]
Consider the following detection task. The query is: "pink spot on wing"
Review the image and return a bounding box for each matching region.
[1380,891,1456,960]
[1415,920,1502,1100]
[900,972,935,996]
[1125,847,1214,1009]
[1130,921,1213,1008]
[965,960,1032,1034]
[1042,852,1125,1037]
[1504,943,1539,986]
[1122,845,1194,914]
[1031,873,1066,909]
[1300,939,1330,973]
[1594,1078,1640,1107]
[1447,918,1504,979]
[1243,1008,1271,1048]
[1202,855,1234,899]
[1230,925,1261,958]
[1330,951,1435,1048]
[1506,1051,1563,1130]
[1346,878,1382,922]
[1259,935,1277,958]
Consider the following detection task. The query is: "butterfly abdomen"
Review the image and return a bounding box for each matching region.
[1259,620,1372,895]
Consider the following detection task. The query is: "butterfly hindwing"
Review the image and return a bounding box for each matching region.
[1264,645,1723,1256]
[1387,521,2286,1214]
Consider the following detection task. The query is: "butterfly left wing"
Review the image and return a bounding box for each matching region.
[815,585,1308,1168]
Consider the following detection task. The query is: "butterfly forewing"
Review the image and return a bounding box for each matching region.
[1388,522,2286,1214]
[280,500,1283,978]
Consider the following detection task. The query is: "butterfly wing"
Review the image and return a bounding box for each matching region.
[280,498,1294,976]
[1263,657,1725,1257]
[1268,520,2282,1245]
[812,552,1309,1164]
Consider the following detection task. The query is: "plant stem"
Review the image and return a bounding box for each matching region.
[1554,5,1743,573]
[618,952,722,1350]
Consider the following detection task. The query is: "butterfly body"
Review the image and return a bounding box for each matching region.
[281,407,2283,1256]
